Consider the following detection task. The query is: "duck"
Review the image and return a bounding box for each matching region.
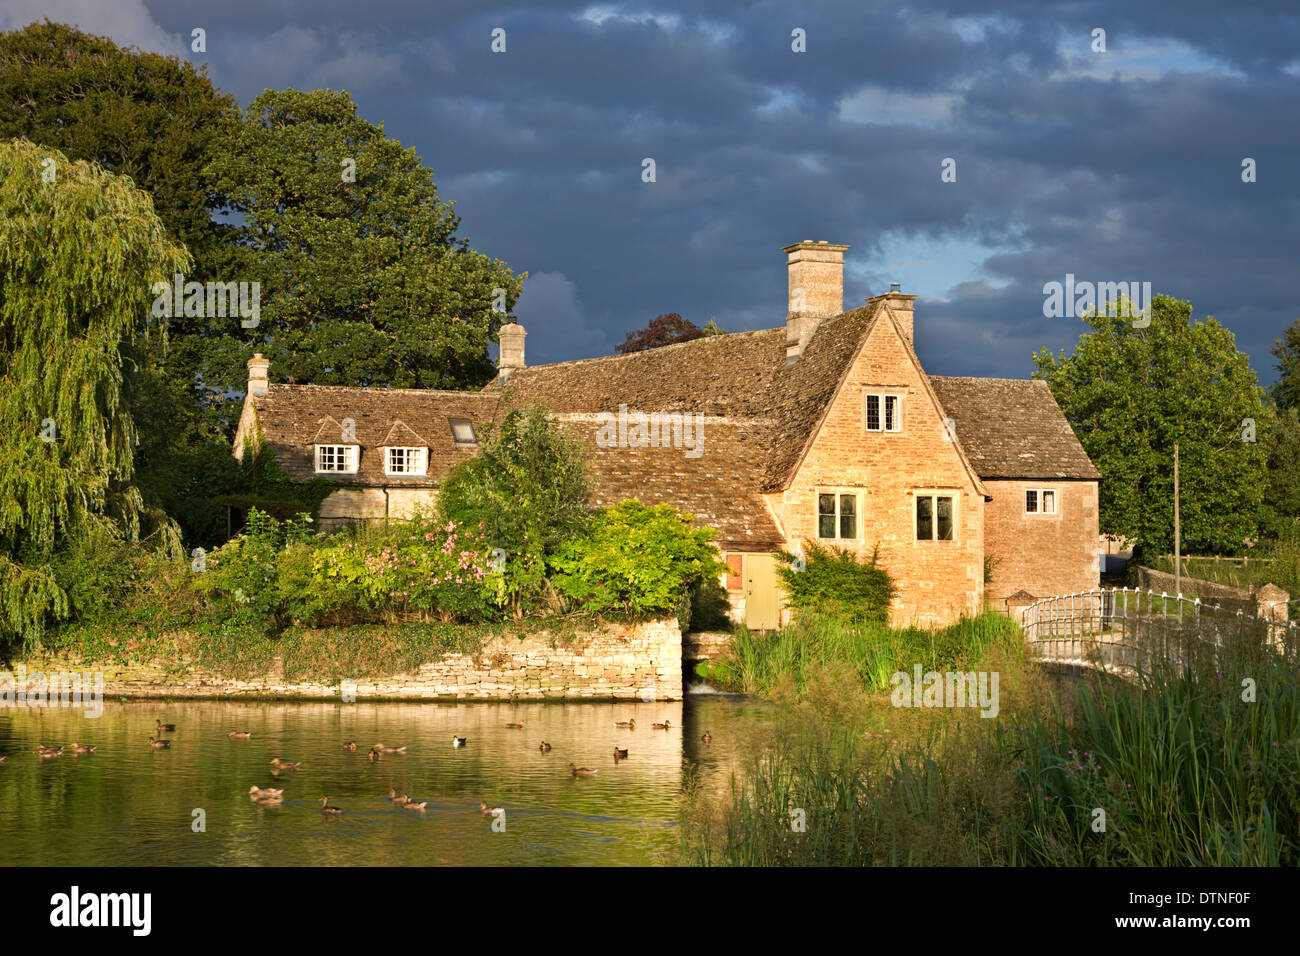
[367,748,381,762]
[701,732,712,743]
[342,741,357,751]
[0,755,6,763]
[387,788,408,804]
[614,718,637,729]
[613,747,628,760]
[319,796,343,815]
[228,731,252,739]
[37,744,63,758]
[505,722,524,729]
[146,737,170,749]
[479,802,505,817]
[249,785,284,800]
[539,742,552,752]
[156,720,176,733]
[270,757,301,770]
[70,742,96,754]
[569,763,598,777]
[651,719,671,730]
[401,797,428,811]
[372,742,406,753]
[452,736,467,747]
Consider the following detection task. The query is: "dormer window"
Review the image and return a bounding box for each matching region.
[449,419,477,445]
[866,393,902,432]
[315,444,358,474]
[385,446,427,476]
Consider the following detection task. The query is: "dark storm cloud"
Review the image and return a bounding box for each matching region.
[14,0,1295,378]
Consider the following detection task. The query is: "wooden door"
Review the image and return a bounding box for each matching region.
[744,553,780,631]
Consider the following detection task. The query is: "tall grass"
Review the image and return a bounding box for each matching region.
[683,615,1300,866]
[704,610,1023,697]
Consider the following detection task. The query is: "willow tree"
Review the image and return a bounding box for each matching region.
[0,140,187,647]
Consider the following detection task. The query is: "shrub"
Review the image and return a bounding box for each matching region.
[777,541,896,625]
[551,500,726,619]
[438,406,590,612]
[308,513,504,624]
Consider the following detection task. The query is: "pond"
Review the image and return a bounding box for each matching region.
[0,693,768,866]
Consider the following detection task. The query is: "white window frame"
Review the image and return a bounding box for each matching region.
[865,393,903,433]
[816,489,860,541]
[1026,488,1058,515]
[315,444,358,474]
[384,446,427,477]
[914,490,958,543]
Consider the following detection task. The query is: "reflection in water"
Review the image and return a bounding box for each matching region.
[0,696,768,866]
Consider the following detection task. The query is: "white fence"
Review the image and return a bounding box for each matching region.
[1020,587,1296,674]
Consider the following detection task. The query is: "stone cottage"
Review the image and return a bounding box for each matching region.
[233,240,1100,628]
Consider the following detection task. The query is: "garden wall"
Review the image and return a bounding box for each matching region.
[10,619,683,702]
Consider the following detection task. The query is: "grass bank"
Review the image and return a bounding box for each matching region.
[683,614,1300,865]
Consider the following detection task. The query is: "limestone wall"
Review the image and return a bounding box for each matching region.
[10,620,683,703]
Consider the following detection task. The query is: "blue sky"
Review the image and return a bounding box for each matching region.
[5,0,1298,383]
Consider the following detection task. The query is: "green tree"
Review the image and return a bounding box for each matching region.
[438,407,590,611]
[0,20,253,546]
[1270,316,1300,410]
[0,141,187,647]
[207,87,525,391]
[1259,404,1300,540]
[1033,294,1268,558]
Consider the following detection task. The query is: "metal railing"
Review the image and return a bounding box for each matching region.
[1020,587,1296,675]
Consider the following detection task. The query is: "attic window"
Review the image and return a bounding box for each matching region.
[449,419,477,445]
[315,444,358,474]
[385,447,427,476]
[866,394,902,432]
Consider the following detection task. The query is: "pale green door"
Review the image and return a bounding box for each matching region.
[744,553,780,631]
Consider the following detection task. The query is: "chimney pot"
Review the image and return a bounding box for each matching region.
[498,321,527,381]
[865,286,918,348]
[247,353,269,396]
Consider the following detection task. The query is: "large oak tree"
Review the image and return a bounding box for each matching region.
[1033,294,1269,558]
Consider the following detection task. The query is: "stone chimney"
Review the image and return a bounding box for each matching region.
[784,240,849,364]
[498,321,526,382]
[866,284,918,348]
[247,353,269,396]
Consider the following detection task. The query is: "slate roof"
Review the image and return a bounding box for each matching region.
[246,384,502,488]
[929,377,1101,480]
[243,305,1098,549]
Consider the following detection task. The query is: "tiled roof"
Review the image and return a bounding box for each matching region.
[245,309,1098,549]
[248,384,503,488]
[929,376,1101,480]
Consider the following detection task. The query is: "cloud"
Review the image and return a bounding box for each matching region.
[512,271,611,366]
[0,0,183,54]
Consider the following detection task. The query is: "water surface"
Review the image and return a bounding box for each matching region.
[0,697,767,866]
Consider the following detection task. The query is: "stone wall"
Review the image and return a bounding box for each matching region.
[10,620,683,703]
[1134,566,1290,620]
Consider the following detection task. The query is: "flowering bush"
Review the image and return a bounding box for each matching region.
[310,513,503,622]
